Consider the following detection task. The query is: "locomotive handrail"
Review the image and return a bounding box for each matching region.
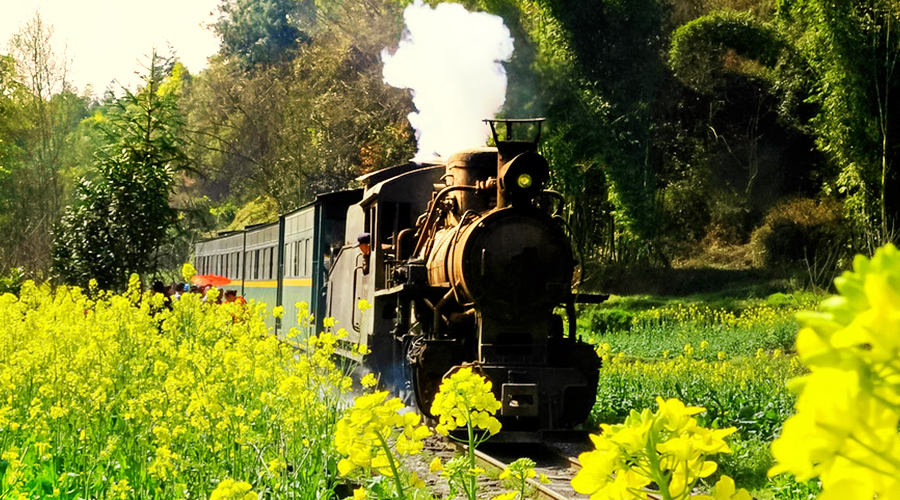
[351,253,365,332]
[539,189,565,216]
[412,185,479,257]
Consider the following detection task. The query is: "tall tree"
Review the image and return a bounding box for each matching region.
[53,51,189,290]
[186,0,415,211]
[2,12,86,274]
[778,0,900,248]
[213,0,314,68]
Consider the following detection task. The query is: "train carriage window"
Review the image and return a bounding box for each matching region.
[304,238,311,277]
[254,249,261,280]
[297,240,304,277]
[284,244,290,277]
[261,248,266,280]
[293,241,300,277]
[268,247,274,279]
[225,254,230,279]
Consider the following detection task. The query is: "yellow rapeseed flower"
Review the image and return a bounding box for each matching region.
[431,368,502,437]
[210,479,257,500]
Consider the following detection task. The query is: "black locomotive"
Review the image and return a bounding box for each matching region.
[195,118,603,439]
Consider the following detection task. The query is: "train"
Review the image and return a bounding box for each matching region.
[194,119,606,439]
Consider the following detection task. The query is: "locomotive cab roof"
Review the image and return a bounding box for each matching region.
[356,158,445,189]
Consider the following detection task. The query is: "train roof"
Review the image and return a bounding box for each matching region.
[198,188,366,244]
[356,159,444,188]
[314,188,364,205]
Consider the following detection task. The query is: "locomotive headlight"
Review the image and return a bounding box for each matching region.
[517,173,533,189]
[498,151,549,206]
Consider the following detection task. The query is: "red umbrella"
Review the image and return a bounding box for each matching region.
[191,274,231,287]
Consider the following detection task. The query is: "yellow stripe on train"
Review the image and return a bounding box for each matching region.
[243,280,278,288]
[283,278,313,287]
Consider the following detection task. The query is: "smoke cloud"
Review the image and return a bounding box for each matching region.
[382,1,514,159]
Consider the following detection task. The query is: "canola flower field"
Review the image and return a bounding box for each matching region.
[580,244,900,499]
[584,303,810,497]
[3,245,900,500]
[0,275,356,500]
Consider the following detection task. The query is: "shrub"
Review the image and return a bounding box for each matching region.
[583,308,635,334]
[750,197,847,268]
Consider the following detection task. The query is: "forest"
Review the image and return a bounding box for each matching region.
[1,0,899,291]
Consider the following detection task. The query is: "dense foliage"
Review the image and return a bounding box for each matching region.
[2,0,899,285]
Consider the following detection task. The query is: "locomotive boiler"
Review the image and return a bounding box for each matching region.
[325,119,603,438]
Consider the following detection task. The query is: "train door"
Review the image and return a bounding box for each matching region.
[325,203,368,346]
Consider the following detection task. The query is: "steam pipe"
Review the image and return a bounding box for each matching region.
[432,288,456,335]
[412,185,478,257]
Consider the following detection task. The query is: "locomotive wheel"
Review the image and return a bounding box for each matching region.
[398,322,435,419]
[398,325,422,411]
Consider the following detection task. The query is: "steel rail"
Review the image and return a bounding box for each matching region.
[450,441,575,500]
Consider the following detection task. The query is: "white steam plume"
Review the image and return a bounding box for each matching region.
[382,1,514,159]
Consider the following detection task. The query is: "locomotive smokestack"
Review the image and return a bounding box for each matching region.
[486,118,548,208]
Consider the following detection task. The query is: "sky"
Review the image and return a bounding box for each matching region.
[1,0,222,96]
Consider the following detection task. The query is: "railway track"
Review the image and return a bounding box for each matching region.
[447,440,592,500]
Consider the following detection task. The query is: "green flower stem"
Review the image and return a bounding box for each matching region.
[834,449,897,478]
[678,458,690,500]
[817,420,900,472]
[376,431,407,499]
[466,416,477,500]
[869,391,900,415]
[847,433,900,471]
[644,430,671,500]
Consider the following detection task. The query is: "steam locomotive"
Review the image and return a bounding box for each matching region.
[195,119,604,439]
